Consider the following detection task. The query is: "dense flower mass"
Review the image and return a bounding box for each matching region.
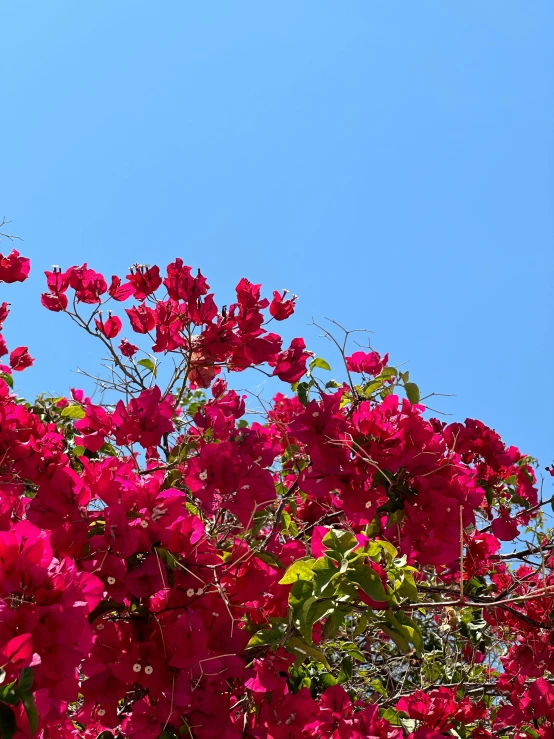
[0,252,551,739]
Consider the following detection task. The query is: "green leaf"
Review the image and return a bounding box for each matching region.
[348,563,389,603]
[61,405,86,419]
[337,655,353,684]
[364,380,384,398]
[0,372,14,388]
[322,529,359,557]
[381,624,411,654]
[404,382,420,404]
[289,580,315,618]
[353,611,369,637]
[379,707,401,726]
[302,601,335,639]
[72,445,86,457]
[365,539,397,561]
[395,572,418,601]
[155,547,178,570]
[255,551,286,569]
[297,381,311,407]
[285,636,331,670]
[396,614,423,651]
[99,441,118,456]
[400,718,417,734]
[310,357,331,372]
[369,678,387,696]
[247,625,287,648]
[0,681,18,704]
[319,672,338,689]
[18,668,33,693]
[279,559,316,584]
[382,611,422,653]
[22,692,38,735]
[312,557,339,596]
[0,703,16,739]
[340,641,366,662]
[321,607,345,640]
[521,729,539,739]
[137,358,156,373]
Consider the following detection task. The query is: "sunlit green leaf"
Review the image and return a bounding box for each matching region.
[404,382,420,404]
[0,372,14,388]
[310,357,331,371]
[137,358,156,373]
[348,563,389,603]
[279,559,316,584]
[285,636,331,670]
[61,405,86,419]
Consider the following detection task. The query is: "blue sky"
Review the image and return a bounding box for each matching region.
[1,1,553,469]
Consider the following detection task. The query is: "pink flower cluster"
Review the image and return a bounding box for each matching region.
[0,252,550,738]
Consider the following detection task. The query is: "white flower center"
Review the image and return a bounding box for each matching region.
[199,470,208,481]
[152,505,167,521]
[97,708,106,717]
[96,623,104,630]
[132,663,142,673]
[186,588,195,597]
[107,576,116,585]
[144,665,153,675]
[140,519,148,528]
[196,588,203,596]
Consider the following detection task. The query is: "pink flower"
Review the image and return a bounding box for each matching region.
[95,313,123,339]
[272,337,311,383]
[75,404,114,452]
[41,291,69,311]
[108,275,134,301]
[163,258,209,302]
[9,346,34,371]
[119,338,139,357]
[126,304,157,334]
[491,511,519,541]
[269,290,296,320]
[346,350,388,375]
[45,266,71,293]
[68,264,108,303]
[0,632,33,667]
[112,386,174,448]
[0,249,30,283]
[127,264,162,300]
[0,302,10,329]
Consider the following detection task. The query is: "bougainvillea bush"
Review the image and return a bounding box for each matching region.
[0,246,553,739]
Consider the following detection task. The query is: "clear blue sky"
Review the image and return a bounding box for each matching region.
[1,2,553,468]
